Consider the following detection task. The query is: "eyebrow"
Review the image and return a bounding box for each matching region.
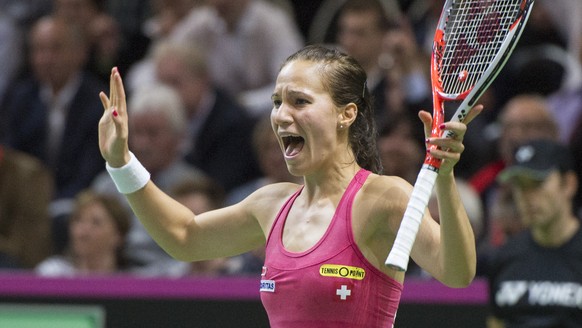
[288,90,308,97]
[272,89,309,98]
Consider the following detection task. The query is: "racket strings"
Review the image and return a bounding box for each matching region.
[438,0,523,95]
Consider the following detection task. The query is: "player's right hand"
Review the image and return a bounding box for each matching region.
[98,67,130,168]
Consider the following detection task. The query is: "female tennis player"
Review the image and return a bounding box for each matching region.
[99,45,481,327]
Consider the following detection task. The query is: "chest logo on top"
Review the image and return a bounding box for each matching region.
[259,266,275,293]
[320,264,366,280]
[260,279,276,293]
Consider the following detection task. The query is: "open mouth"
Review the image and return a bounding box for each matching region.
[282,136,305,157]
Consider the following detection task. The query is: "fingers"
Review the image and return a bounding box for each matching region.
[113,68,127,115]
[110,67,117,108]
[419,104,483,173]
[418,110,433,138]
[462,104,483,125]
[99,91,110,110]
[427,136,465,154]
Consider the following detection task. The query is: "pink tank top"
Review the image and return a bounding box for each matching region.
[260,169,402,327]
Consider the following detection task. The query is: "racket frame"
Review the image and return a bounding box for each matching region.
[385,0,534,272]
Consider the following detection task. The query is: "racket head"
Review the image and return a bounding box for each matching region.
[425,0,535,168]
[386,0,535,273]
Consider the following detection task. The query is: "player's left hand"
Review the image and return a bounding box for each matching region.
[420,104,483,175]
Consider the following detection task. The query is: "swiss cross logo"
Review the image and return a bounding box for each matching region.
[336,285,351,300]
[334,282,354,302]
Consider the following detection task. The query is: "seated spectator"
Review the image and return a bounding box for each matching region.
[2,15,107,222]
[167,0,304,115]
[36,190,130,276]
[92,83,206,276]
[123,0,204,94]
[152,41,262,192]
[334,0,393,129]
[51,0,140,82]
[0,145,54,269]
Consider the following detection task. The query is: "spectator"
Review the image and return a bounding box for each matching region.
[2,15,106,228]
[152,41,262,192]
[469,94,559,249]
[0,145,54,269]
[104,0,152,64]
[334,0,393,129]
[92,83,206,276]
[168,0,304,115]
[123,0,204,93]
[141,0,203,41]
[380,16,431,128]
[486,139,582,327]
[36,190,131,276]
[52,0,121,81]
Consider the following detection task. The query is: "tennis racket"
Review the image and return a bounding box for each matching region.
[385,0,534,271]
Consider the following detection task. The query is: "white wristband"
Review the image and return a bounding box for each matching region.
[105,152,150,194]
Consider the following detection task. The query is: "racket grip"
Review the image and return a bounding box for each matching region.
[385,167,438,271]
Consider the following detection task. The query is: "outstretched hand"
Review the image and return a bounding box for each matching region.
[98,67,130,168]
[419,104,483,175]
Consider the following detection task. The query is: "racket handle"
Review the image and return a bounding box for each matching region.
[385,166,438,271]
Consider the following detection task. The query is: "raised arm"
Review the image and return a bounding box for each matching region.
[97,68,266,261]
[410,106,482,287]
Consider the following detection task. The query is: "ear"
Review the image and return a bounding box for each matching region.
[564,171,579,199]
[338,102,358,129]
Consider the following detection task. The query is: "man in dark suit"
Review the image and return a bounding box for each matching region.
[152,41,261,193]
[2,15,105,214]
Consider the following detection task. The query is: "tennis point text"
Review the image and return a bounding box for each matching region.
[320,264,366,280]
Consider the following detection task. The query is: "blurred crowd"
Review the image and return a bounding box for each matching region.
[0,0,581,279]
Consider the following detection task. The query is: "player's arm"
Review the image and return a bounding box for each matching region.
[98,67,274,261]
[125,181,269,261]
[409,110,480,287]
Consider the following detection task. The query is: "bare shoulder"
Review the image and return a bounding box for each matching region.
[355,173,413,234]
[360,174,412,208]
[239,182,302,227]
